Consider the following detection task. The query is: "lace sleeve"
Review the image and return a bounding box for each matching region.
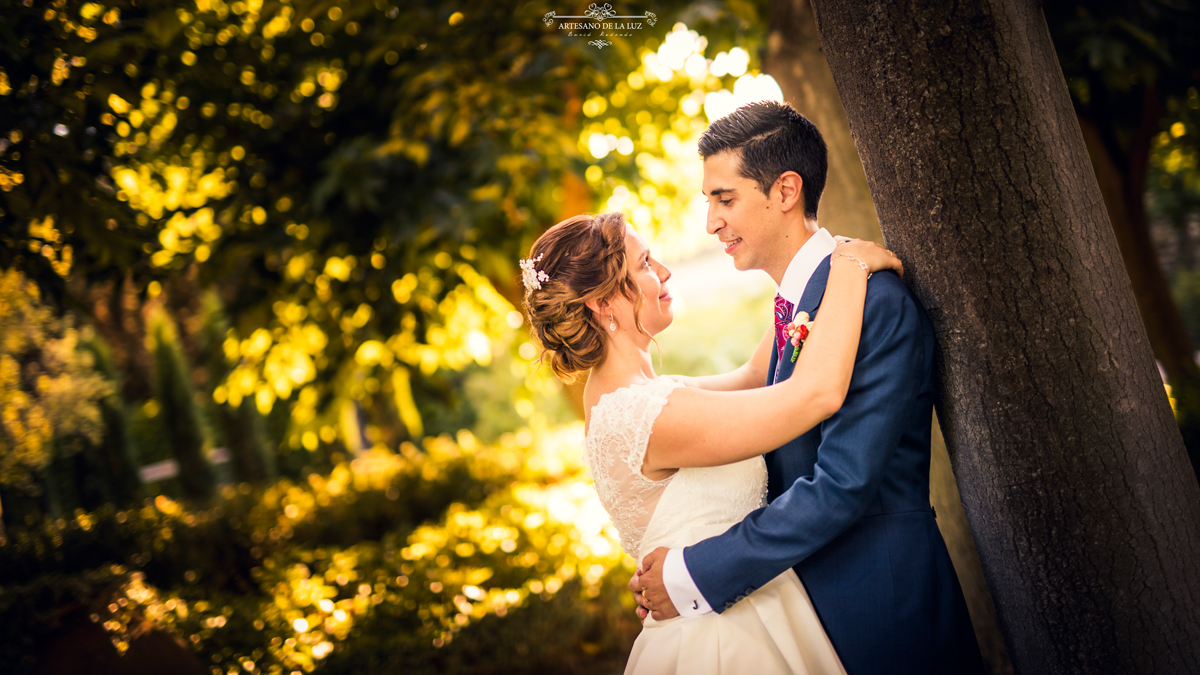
[584,379,683,557]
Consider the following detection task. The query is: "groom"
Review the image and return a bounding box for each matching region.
[633,101,983,674]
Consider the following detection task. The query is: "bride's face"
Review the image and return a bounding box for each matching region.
[611,225,673,336]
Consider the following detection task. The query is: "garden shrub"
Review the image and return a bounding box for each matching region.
[0,423,641,674]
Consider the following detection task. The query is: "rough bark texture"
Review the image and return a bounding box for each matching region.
[809,1,1200,673]
[764,3,1010,671]
[1077,111,1200,477]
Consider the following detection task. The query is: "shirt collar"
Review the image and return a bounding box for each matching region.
[777,227,837,304]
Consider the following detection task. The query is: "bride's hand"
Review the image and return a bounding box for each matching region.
[833,237,903,278]
[662,374,699,388]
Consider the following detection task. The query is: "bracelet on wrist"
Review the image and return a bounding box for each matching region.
[831,252,872,280]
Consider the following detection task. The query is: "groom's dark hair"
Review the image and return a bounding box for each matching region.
[698,101,827,219]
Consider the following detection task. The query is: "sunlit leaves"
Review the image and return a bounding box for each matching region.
[0,0,770,463]
[1152,88,1200,189]
[1048,2,1200,214]
[220,321,326,412]
[3,420,634,669]
[0,270,112,491]
[571,21,782,260]
[1148,86,1200,245]
[0,4,773,669]
[27,216,74,277]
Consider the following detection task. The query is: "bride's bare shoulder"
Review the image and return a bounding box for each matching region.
[583,372,620,427]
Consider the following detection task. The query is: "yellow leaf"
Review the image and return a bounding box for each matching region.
[391,368,423,439]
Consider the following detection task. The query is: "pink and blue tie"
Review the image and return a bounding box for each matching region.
[773,293,795,363]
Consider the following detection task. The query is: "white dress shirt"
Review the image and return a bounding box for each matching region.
[661,227,838,616]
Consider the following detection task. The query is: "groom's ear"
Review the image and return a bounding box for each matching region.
[775,171,804,213]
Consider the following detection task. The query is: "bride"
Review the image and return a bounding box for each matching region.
[520,211,901,674]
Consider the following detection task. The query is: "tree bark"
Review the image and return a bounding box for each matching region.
[1076,107,1200,479]
[764,2,1011,672]
[809,1,1200,673]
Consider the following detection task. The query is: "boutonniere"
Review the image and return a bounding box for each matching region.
[784,311,814,363]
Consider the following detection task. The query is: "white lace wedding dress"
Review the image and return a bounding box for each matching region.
[586,379,846,675]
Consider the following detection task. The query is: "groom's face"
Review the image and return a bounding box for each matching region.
[702,150,783,274]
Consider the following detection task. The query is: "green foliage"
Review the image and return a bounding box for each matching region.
[3,0,631,414]
[0,564,133,672]
[0,424,636,674]
[151,310,216,502]
[0,1,782,671]
[1047,0,1200,244]
[0,268,112,493]
[79,333,144,507]
[198,290,276,485]
[1149,88,1200,240]
[0,0,769,454]
[1172,266,1200,349]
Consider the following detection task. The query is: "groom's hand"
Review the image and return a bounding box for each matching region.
[628,569,649,619]
[639,547,680,620]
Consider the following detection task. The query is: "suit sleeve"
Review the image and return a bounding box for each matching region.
[682,276,927,611]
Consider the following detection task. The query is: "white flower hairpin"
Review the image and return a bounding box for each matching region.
[520,253,550,292]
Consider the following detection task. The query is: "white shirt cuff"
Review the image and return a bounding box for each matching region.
[663,548,712,616]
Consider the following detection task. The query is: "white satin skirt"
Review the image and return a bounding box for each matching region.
[624,569,846,675]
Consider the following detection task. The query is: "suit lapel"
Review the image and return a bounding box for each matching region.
[797,256,832,317]
[774,255,832,383]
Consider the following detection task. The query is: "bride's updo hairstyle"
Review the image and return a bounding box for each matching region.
[522,212,648,382]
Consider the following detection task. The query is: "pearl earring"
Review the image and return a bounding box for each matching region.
[609,314,616,331]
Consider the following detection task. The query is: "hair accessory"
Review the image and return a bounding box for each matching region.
[831,252,872,280]
[519,253,550,292]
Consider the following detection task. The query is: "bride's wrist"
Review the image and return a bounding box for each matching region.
[831,252,873,279]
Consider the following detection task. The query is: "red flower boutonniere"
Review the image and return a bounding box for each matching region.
[784,311,814,363]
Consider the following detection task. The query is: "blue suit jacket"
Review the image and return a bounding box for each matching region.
[683,258,983,675]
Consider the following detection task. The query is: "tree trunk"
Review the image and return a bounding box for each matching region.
[765,3,1011,671]
[809,1,1200,673]
[1076,108,1200,480]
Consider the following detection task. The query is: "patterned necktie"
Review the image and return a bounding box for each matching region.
[773,293,795,364]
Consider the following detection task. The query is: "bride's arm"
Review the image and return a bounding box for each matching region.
[667,238,886,393]
[644,242,901,472]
